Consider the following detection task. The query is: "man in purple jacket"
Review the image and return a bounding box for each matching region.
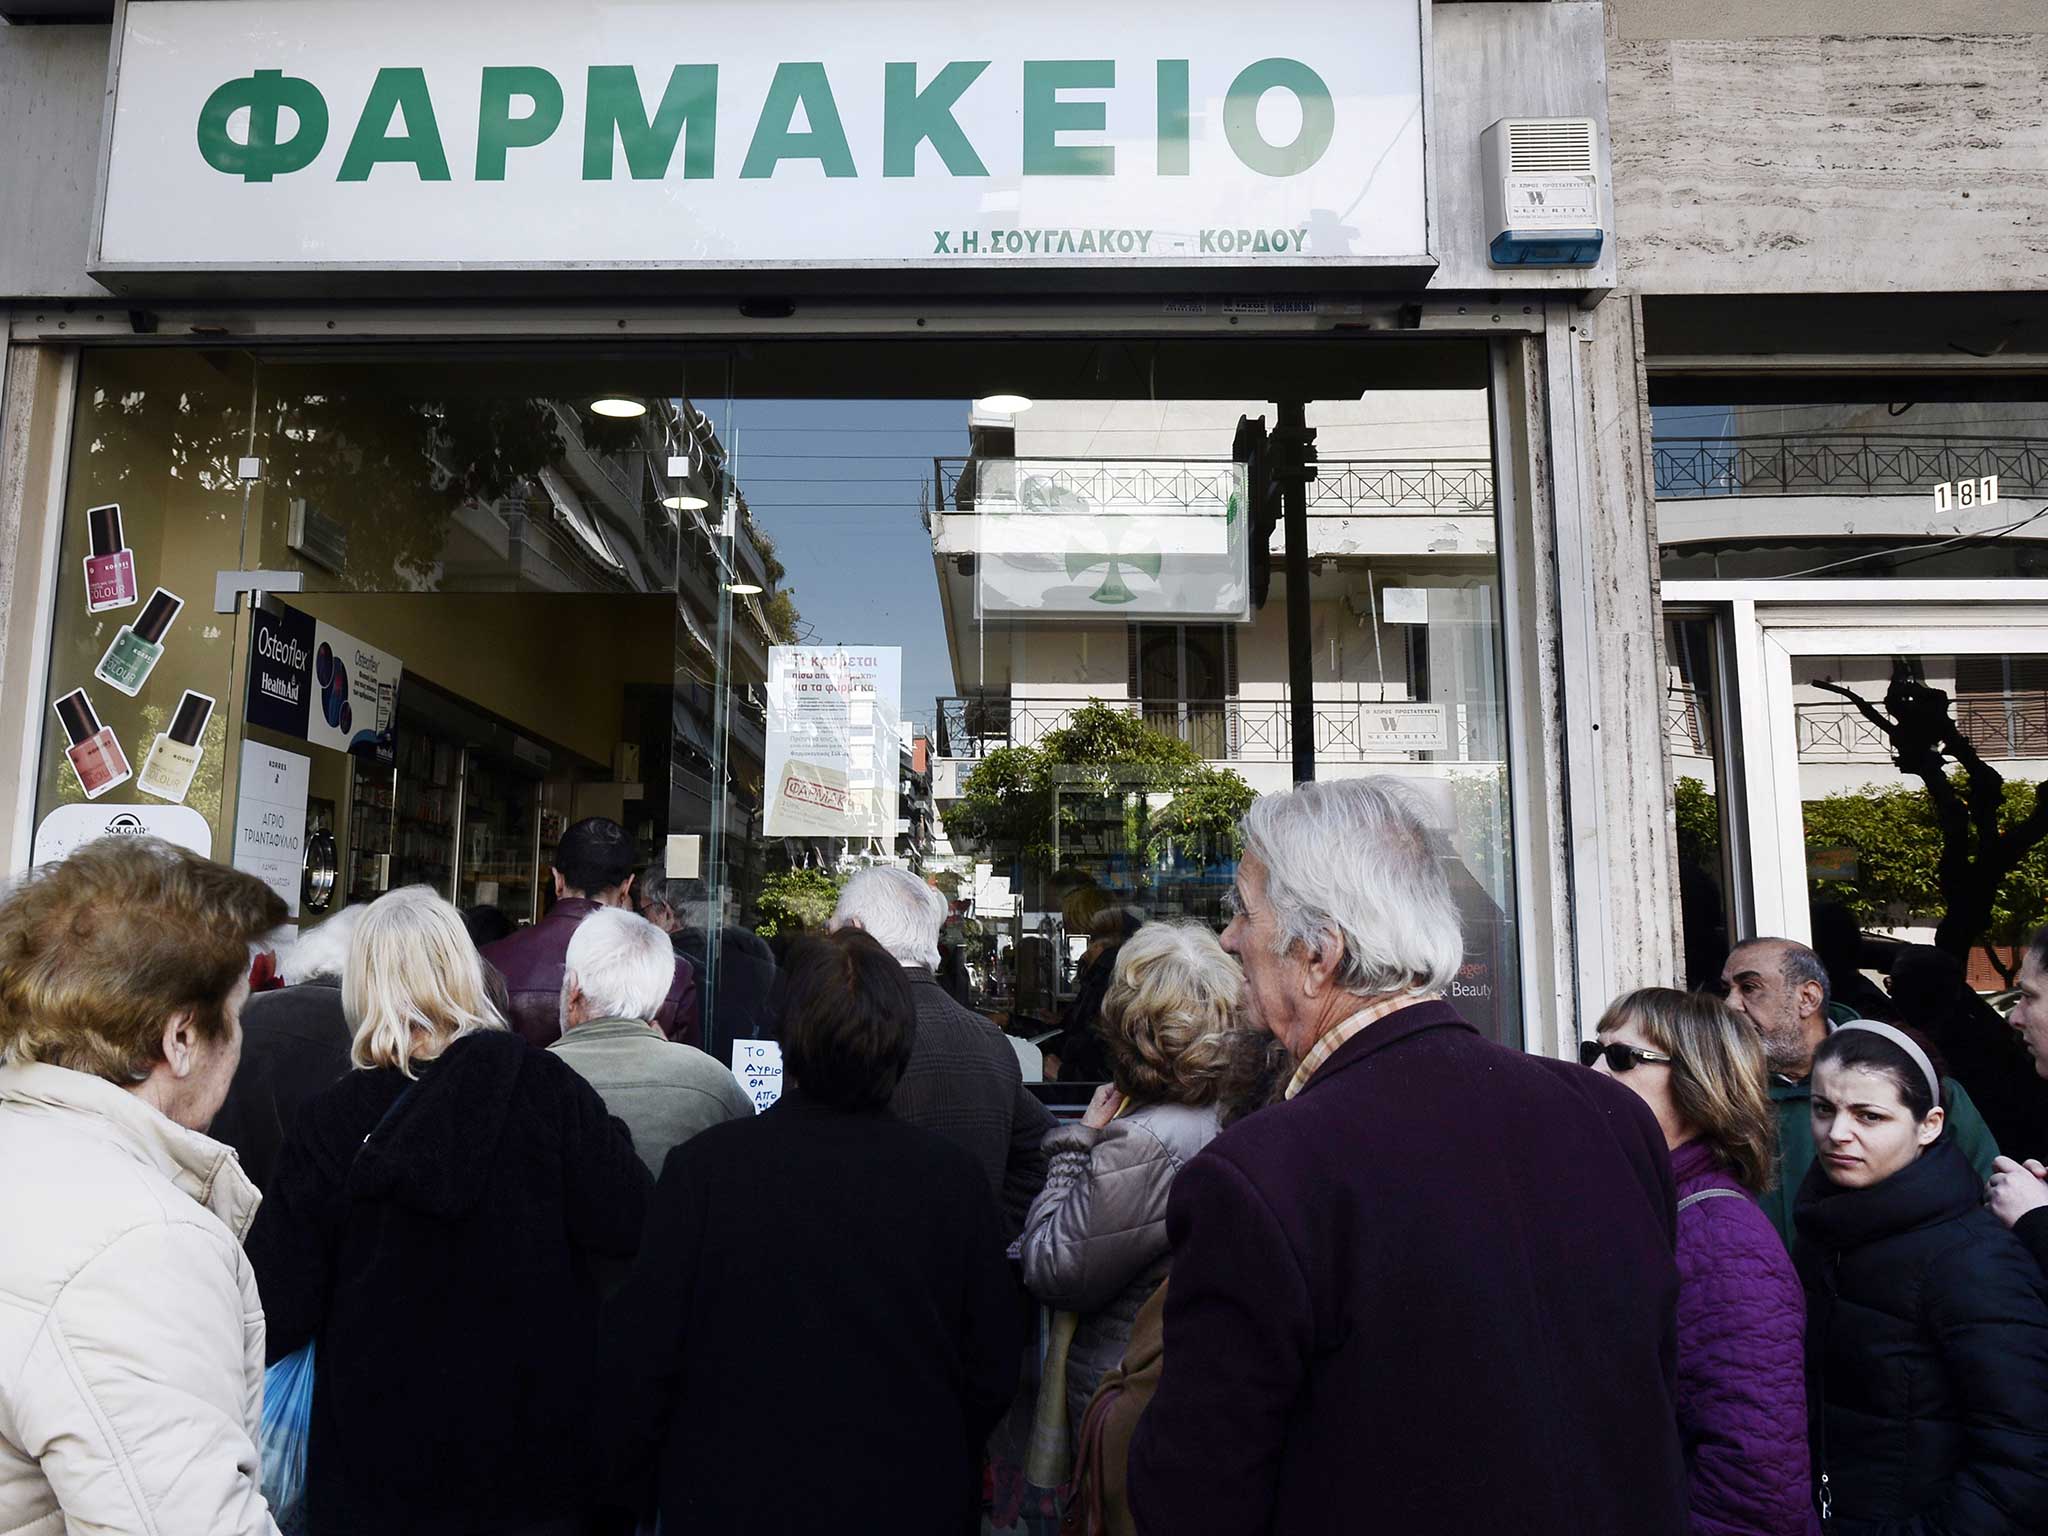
[1128,779,1688,1536]
[482,817,697,1050]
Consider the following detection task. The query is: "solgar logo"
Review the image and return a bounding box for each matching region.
[194,57,1336,186]
[103,813,147,836]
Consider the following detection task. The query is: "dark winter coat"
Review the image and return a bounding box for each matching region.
[673,925,776,1041]
[1794,1135,2048,1536]
[483,896,698,1049]
[893,966,1056,1241]
[1127,1001,1688,1536]
[1668,1138,1815,1536]
[602,1090,1023,1536]
[2018,1207,2048,1279]
[208,978,352,1191]
[247,1029,652,1536]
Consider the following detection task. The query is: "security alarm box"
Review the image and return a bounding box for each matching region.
[1481,118,1606,268]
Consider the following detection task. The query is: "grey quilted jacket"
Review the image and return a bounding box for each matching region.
[1019,1099,1222,1434]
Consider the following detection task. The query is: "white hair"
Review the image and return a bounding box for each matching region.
[1240,777,1463,997]
[564,907,678,1023]
[279,904,366,986]
[830,866,945,970]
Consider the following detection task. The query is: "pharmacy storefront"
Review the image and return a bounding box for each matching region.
[0,0,1635,1075]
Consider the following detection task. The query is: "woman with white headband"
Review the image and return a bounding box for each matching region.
[1794,1020,2048,1535]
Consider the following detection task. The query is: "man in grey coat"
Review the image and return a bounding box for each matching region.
[548,907,752,1177]
[831,866,1054,1241]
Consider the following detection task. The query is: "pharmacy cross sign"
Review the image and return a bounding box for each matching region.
[94,0,1428,272]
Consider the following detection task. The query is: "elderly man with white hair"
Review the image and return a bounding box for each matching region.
[1129,777,1688,1536]
[548,907,752,1178]
[831,865,1055,1240]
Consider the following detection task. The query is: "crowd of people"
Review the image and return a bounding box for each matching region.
[2,785,2048,1534]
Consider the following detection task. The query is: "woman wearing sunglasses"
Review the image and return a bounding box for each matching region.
[1795,1022,2048,1536]
[1587,988,1815,1536]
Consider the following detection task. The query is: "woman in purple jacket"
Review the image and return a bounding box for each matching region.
[1589,988,1815,1536]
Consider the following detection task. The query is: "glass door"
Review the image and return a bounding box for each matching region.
[1754,609,2048,993]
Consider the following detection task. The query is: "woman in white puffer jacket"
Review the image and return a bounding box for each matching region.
[0,837,287,1536]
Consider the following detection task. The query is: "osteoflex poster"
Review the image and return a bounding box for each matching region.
[763,647,901,839]
[307,620,402,764]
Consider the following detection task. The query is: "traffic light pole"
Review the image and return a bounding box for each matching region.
[1278,398,1316,785]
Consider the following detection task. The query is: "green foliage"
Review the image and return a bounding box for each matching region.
[754,866,846,938]
[944,700,1251,874]
[1800,784,1944,925]
[1674,776,1723,867]
[1146,766,1259,862]
[1798,776,2048,977]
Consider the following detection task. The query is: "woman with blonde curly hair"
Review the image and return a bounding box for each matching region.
[1020,921,1246,1455]
[1587,987,1811,1536]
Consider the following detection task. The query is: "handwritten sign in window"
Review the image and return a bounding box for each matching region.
[732,1039,784,1113]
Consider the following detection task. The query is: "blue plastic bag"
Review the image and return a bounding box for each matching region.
[259,1341,315,1536]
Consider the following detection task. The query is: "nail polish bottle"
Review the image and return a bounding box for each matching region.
[94,587,183,697]
[53,689,131,799]
[83,504,138,614]
[140,689,214,804]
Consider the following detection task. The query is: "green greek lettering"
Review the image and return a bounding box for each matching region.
[584,65,718,180]
[1157,60,1190,176]
[196,69,329,182]
[1224,58,1333,177]
[1022,60,1115,176]
[338,68,451,181]
[883,61,989,177]
[476,67,562,180]
[741,62,856,179]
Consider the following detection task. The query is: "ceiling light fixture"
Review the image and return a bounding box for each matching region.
[974,393,1034,415]
[591,396,646,418]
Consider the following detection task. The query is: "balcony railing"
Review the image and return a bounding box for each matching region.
[1795,692,2048,761]
[1666,685,1711,756]
[935,696,1489,764]
[1654,433,2048,501]
[933,457,1495,518]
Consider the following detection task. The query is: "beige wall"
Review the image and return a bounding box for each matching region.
[1611,0,2048,38]
[1610,30,2048,293]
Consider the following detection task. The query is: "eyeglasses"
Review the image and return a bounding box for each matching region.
[1578,1040,1675,1072]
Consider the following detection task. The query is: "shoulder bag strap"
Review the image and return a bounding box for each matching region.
[1677,1187,1747,1213]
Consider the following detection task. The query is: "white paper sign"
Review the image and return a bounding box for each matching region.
[31,802,214,867]
[233,741,311,916]
[664,834,702,880]
[731,1039,785,1113]
[1381,586,1429,625]
[1355,702,1449,753]
[975,460,1250,620]
[764,647,903,838]
[96,0,1427,273]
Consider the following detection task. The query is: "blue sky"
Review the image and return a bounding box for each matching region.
[720,397,970,739]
